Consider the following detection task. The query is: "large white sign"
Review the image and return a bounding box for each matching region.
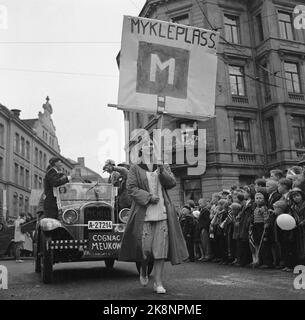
[118,16,219,118]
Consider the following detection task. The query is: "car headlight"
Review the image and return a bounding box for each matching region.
[119,208,130,224]
[62,209,79,225]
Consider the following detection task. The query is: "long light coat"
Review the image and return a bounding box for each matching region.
[118,164,189,265]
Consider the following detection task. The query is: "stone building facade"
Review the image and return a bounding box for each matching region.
[124,0,305,206]
[67,157,104,183]
[0,97,73,220]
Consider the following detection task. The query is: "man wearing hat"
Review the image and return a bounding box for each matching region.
[43,157,71,219]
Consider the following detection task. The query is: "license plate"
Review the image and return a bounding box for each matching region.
[87,221,113,230]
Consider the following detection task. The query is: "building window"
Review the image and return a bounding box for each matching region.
[19,195,24,213]
[292,116,305,149]
[0,156,3,179]
[285,62,301,93]
[35,147,38,165]
[229,65,246,96]
[25,197,29,213]
[278,11,294,40]
[0,123,4,146]
[20,166,24,187]
[234,119,252,152]
[14,163,19,184]
[21,137,25,157]
[261,64,271,102]
[171,14,189,25]
[239,175,255,186]
[13,193,18,217]
[43,153,47,170]
[39,150,43,168]
[224,14,240,44]
[38,176,43,189]
[14,133,20,153]
[256,13,264,42]
[180,121,198,146]
[26,141,30,160]
[34,174,38,189]
[268,118,276,152]
[25,169,30,189]
[183,179,202,205]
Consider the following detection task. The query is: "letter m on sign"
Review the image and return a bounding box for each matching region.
[150,54,175,85]
[136,42,189,99]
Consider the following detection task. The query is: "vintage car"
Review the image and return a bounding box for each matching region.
[34,182,152,284]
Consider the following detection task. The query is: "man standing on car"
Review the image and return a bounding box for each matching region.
[43,157,71,219]
[14,212,26,263]
[103,159,131,211]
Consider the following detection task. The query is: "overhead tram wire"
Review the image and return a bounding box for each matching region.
[0,67,119,78]
[0,41,121,44]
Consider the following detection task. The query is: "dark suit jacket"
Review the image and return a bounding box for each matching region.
[267,191,282,209]
[43,167,69,218]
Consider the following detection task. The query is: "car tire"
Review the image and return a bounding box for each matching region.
[40,233,53,284]
[136,260,154,276]
[35,248,41,273]
[105,259,115,269]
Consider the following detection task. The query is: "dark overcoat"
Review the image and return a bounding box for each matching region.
[43,167,69,219]
[118,164,189,265]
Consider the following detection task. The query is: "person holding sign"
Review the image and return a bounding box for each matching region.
[119,139,188,294]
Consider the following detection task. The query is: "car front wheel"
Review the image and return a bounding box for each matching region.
[40,233,53,283]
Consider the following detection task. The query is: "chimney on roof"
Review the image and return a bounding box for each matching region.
[77,157,85,167]
[11,109,21,118]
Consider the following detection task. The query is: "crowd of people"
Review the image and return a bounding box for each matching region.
[179,167,305,272]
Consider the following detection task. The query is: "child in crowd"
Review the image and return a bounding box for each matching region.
[227,202,242,266]
[250,192,269,268]
[270,169,284,182]
[238,186,255,267]
[180,205,196,262]
[290,188,305,265]
[273,200,296,272]
[266,179,281,268]
[198,198,212,261]
[210,199,227,263]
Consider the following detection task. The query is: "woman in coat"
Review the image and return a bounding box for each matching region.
[118,140,188,294]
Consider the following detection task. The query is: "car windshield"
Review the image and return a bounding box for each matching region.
[55,183,115,206]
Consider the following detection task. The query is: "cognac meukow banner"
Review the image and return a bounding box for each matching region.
[118,15,219,118]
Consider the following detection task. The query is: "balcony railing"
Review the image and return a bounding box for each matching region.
[237,154,256,162]
[232,95,249,104]
[288,92,305,101]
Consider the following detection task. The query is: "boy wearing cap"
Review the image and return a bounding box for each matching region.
[43,157,71,219]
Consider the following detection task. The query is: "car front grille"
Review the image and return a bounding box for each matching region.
[83,205,112,239]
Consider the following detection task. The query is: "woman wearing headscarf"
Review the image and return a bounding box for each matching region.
[118,139,188,294]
